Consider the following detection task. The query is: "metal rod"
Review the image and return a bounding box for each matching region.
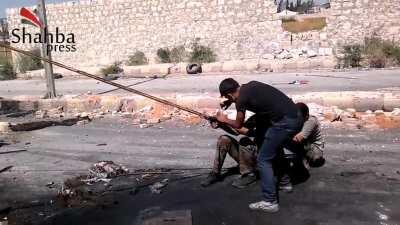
[1,44,208,119]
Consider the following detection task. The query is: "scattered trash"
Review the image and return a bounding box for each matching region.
[96,143,107,146]
[0,166,13,174]
[135,208,192,225]
[46,182,56,189]
[149,179,169,194]
[83,161,129,184]
[139,124,151,129]
[272,80,309,85]
[0,217,8,225]
[289,80,309,85]
[0,150,27,155]
[54,73,63,79]
[393,138,400,143]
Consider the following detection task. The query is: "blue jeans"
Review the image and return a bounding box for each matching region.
[257,116,302,202]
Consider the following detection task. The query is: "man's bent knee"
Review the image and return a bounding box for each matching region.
[217,135,233,150]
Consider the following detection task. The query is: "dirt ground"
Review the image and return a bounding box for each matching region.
[0,118,399,225]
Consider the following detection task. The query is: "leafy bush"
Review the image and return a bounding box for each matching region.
[364,37,399,68]
[382,42,400,64]
[0,56,16,80]
[100,61,123,76]
[170,46,189,63]
[342,45,362,68]
[127,51,148,66]
[156,48,172,63]
[17,48,43,73]
[340,37,400,68]
[189,42,216,64]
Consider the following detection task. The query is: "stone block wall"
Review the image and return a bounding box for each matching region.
[5,0,400,68]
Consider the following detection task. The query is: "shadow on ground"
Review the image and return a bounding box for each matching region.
[8,165,399,225]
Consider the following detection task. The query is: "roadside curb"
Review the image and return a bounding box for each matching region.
[1,91,399,114]
[17,57,336,78]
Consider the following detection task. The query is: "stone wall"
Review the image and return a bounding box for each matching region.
[5,0,400,68]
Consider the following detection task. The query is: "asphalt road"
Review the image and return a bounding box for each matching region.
[1,69,400,98]
[0,118,399,225]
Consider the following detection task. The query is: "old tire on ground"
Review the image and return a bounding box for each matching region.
[186,63,202,74]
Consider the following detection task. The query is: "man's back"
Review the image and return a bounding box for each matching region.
[236,81,298,122]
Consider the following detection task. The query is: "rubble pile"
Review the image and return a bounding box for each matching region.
[58,161,129,206]
[35,106,65,119]
[84,161,129,184]
[309,103,400,129]
[262,46,332,60]
[30,102,400,130]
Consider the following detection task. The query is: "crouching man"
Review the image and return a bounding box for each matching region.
[292,103,325,168]
[201,114,268,188]
[201,134,258,188]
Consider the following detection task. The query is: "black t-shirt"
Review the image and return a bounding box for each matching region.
[236,81,298,122]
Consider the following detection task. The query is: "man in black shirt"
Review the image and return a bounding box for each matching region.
[214,78,302,213]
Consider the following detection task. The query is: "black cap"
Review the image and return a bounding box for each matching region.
[219,78,239,97]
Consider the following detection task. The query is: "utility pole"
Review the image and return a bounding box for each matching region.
[37,0,56,98]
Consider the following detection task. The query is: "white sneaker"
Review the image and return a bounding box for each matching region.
[249,201,279,213]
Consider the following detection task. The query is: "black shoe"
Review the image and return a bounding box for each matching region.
[231,173,257,189]
[201,172,221,187]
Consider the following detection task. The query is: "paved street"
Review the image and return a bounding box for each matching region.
[1,69,400,98]
[0,118,399,225]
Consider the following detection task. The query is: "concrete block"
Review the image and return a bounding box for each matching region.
[243,59,259,71]
[383,93,400,111]
[353,94,384,111]
[0,122,11,133]
[258,59,272,71]
[202,62,223,73]
[322,93,354,109]
[221,60,246,72]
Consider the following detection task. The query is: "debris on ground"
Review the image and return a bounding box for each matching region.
[0,166,13,174]
[149,179,169,194]
[135,208,192,225]
[9,98,399,131]
[273,80,309,85]
[46,182,56,189]
[0,216,8,225]
[0,150,27,155]
[84,161,129,184]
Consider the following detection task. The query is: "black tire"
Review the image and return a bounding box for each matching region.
[186,63,202,74]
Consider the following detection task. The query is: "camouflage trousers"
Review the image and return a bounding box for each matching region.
[212,135,258,175]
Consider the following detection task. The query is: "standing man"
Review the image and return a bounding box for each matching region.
[214,78,303,213]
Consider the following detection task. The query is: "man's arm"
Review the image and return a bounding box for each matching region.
[293,117,318,142]
[235,127,249,135]
[216,110,245,129]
